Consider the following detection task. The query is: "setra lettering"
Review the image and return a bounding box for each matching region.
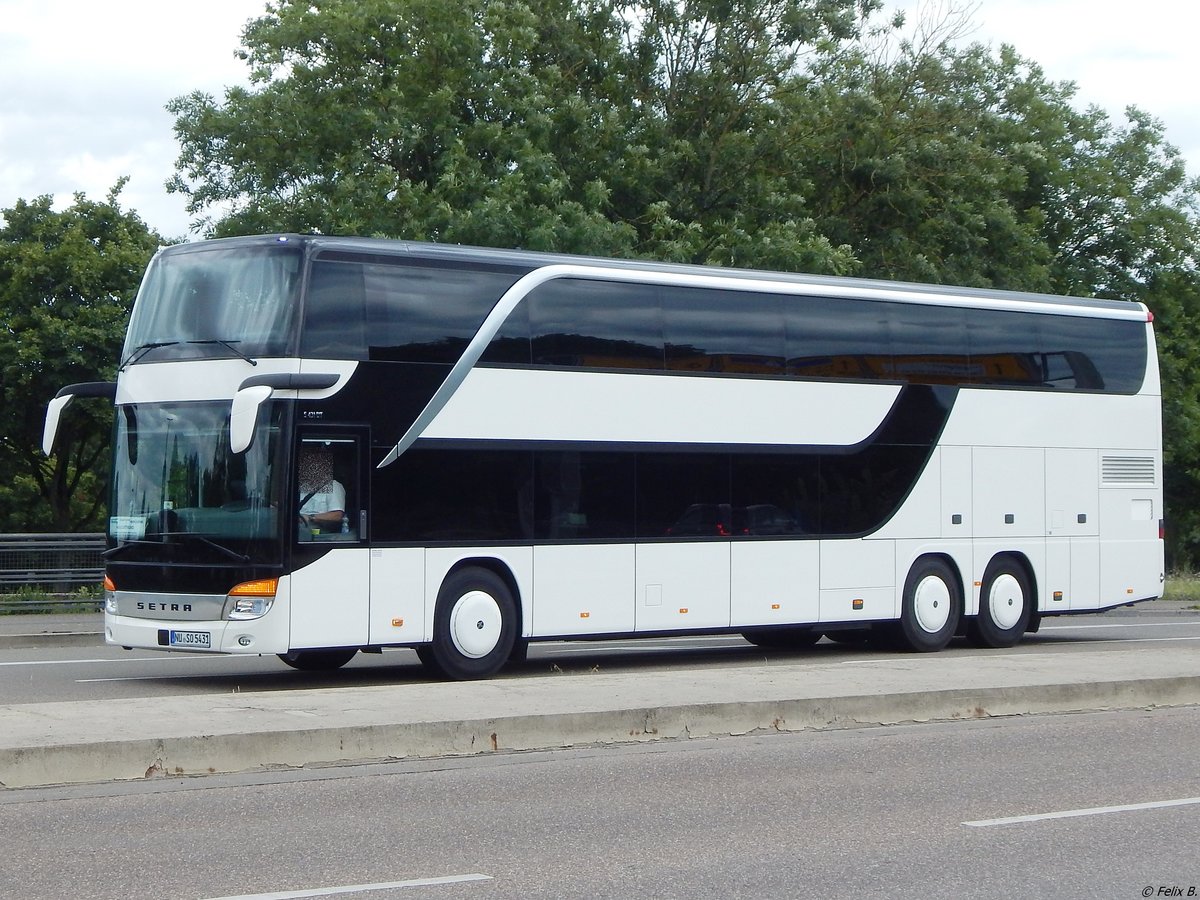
[136,602,194,612]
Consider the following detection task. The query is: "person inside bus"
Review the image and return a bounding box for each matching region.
[298,446,346,535]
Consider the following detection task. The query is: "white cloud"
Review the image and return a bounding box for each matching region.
[0,0,262,238]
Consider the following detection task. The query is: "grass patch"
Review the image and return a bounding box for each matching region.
[0,585,103,615]
[1163,572,1200,607]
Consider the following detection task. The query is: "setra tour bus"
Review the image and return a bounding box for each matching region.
[43,234,1164,679]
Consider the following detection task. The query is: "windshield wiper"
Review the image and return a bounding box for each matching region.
[118,341,180,370]
[181,533,252,562]
[102,539,158,559]
[188,339,258,366]
[104,534,250,563]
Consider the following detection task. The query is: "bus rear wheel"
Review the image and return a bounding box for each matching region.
[892,557,961,652]
[969,555,1033,648]
[421,567,517,681]
[278,648,357,671]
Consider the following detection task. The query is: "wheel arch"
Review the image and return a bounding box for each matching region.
[907,551,966,604]
[442,556,526,640]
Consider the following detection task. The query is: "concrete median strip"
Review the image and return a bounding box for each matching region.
[1,646,1199,789]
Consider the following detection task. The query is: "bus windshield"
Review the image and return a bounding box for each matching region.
[109,402,285,558]
[124,243,302,361]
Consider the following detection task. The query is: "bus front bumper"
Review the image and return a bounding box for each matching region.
[104,609,290,655]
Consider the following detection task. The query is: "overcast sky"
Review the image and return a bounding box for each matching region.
[1,0,1197,241]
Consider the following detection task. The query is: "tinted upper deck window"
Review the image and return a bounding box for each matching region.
[529,279,665,370]
[786,297,893,380]
[302,257,522,363]
[661,287,785,375]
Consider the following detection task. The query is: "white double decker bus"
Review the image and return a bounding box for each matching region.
[44,235,1164,679]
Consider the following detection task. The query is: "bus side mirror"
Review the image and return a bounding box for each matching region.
[43,395,74,456]
[43,382,117,455]
[230,373,341,454]
[230,385,274,454]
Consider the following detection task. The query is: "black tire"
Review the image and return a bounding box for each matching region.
[741,627,822,649]
[414,644,438,672]
[893,557,961,652]
[969,555,1033,649]
[277,648,357,671]
[507,637,530,666]
[421,567,518,680]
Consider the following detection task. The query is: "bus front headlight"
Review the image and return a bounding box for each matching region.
[225,578,277,620]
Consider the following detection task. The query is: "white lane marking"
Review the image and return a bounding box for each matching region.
[965,796,1200,827]
[202,873,492,899]
[0,657,187,667]
[76,674,243,684]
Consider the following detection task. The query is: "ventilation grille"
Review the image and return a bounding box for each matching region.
[1101,456,1156,486]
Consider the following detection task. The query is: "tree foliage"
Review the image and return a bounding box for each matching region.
[0,185,162,531]
[168,0,869,271]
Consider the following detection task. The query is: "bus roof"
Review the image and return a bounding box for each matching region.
[161,233,1146,320]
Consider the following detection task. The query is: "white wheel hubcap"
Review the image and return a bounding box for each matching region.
[988,573,1024,630]
[449,590,503,659]
[913,575,951,634]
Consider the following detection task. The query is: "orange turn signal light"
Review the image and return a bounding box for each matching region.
[229,578,278,598]
[103,574,116,592]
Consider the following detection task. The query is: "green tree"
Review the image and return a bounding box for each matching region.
[168,0,638,249]
[0,185,162,531]
[166,0,863,271]
[1045,106,1200,300]
[605,0,872,270]
[1143,270,1200,570]
[791,30,1077,289]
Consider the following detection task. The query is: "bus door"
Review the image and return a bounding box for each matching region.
[289,428,371,649]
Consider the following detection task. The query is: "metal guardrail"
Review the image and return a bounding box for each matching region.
[0,533,105,610]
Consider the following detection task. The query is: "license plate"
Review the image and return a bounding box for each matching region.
[169,630,211,649]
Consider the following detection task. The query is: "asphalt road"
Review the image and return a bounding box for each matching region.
[1,705,1197,900]
[2,614,1199,704]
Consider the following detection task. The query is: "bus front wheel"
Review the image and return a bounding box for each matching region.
[893,557,961,652]
[422,567,517,680]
